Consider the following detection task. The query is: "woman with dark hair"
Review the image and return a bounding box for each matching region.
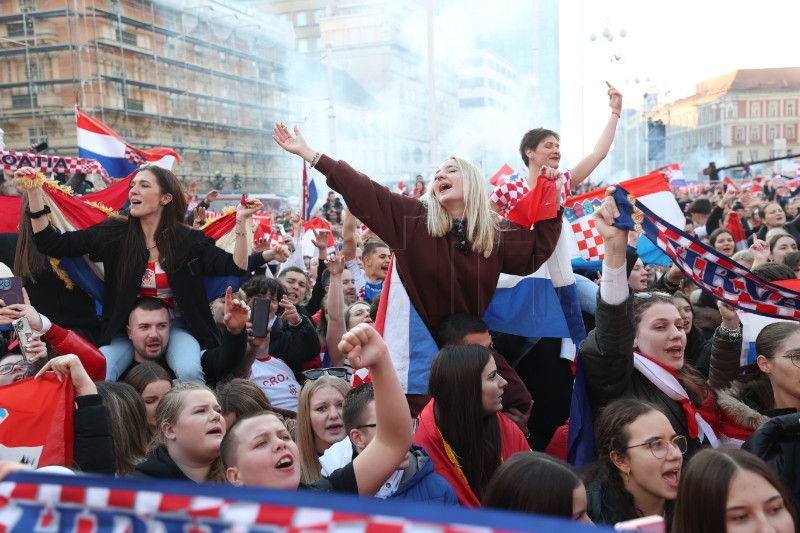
[96,381,149,476]
[18,165,262,382]
[672,291,713,377]
[583,187,742,460]
[584,398,685,525]
[769,233,799,265]
[716,322,800,445]
[671,448,796,533]
[122,362,173,435]
[483,451,592,523]
[0,192,100,342]
[709,228,737,257]
[413,344,529,507]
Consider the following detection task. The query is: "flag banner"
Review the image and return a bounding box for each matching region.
[610,186,800,320]
[0,472,606,533]
[565,170,684,265]
[0,149,107,178]
[199,208,253,300]
[489,163,515,186]
[0,375,74,468]
[77,108,180,180]
[303,163,318,221]
[724,176,740,192]
[659,163,687,189]
[374,255,439,394]
[0,195,23,232]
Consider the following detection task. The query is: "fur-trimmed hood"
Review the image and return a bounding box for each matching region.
[717,382,770,432]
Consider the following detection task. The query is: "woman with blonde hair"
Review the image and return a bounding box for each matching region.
[295,370,351,484]
[133,382,226,483]
[272,125,563,360]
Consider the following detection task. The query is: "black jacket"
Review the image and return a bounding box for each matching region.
[73,394,116,476]
[742,413,800,511]
[132,446,191,481]
[580,293,741,460]
[34,221,246,349]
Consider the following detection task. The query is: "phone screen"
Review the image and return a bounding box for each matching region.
[251,297,271,338]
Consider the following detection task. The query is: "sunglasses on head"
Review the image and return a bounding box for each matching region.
[302,367,350,381]
[452,219,468,254]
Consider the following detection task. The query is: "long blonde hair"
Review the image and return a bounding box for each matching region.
[420,155,503,258]
[296,375,351,484]
[149,382,226,482]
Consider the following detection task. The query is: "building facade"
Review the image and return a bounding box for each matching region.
[1,0,297,193]
[614,68,800,180]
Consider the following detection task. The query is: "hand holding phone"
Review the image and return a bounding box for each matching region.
[251,297,271,338]
[12,317,33,361]
[0,277,24,307]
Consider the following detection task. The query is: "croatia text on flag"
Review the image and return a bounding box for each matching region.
[374,256,439,394]
[483,222,586,361]
[76,108,180,180]
[0,472,602,533]
[0,149,107,178]
[565,170,685,266]
[611,186,800,320]
[0,375,74,468]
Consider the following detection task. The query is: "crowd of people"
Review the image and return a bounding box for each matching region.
[0,82,799,532]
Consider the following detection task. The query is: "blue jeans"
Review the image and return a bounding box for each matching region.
[100,319,204,382]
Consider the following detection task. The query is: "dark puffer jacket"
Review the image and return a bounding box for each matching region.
[742,413,800,511]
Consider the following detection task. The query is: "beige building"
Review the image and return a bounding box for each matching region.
[614,68,800,180]
[0,0,297,193]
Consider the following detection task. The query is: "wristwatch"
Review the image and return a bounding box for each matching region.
[717,324,742,341]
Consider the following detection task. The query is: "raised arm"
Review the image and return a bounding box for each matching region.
[341,209,358,262]
[324,251,346,367]
[569,82,622,185]
[15,168,49,234]
[233,198,264,270]
[339,324,413,496]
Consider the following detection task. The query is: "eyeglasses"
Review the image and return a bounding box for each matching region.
[776,353,800,369]
[354,423,376,430]
[452,219,468,254]
[0,360,31,376]
[301,367,350,381]
[625,435,688,459]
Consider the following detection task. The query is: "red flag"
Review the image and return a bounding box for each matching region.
[0,374,75,467]
[724,176,739,192]
[301,217,336,248]
[0,195,22,232]
[506,172,559,227]
[302,163,308,222]
[726,211,748,251]
[489,163,514,186]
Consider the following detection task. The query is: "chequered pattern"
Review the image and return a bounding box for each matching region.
[124,145,146,165]
[571,218,604,262]
[490,171,572,216]
[0,149,108,178]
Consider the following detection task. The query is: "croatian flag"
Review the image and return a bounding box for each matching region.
[374,256,439,394]
[565,169,685,266]
[483,222,585,361]
[489,163,515,186]
[76,108,180,179]
[724,176,740,192]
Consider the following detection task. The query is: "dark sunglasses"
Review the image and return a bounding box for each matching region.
[302,367,350,381]
[452,219,468,254]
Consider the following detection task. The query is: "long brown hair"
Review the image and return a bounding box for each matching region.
[428,344,501,501]
[739,322,800,409]
[96,381,149,476]
[118,166,189,287]
[13,193,49,283]
[296,375,350,484]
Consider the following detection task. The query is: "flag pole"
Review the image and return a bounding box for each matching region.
[302,161,309,222]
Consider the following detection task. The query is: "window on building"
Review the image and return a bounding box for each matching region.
[768,101,778,117]
[25,60,41,81]
[19,0,36,12]
[12,94,37,108]
[7,19,34,37]
[296,11,308,26]
[788,125,796,139]
[751,102,761,117]
[118,30,137,46]
[172,134,184,146]
[788,102,796,116]
[736,127,744,141]
[751,126,760,141]
[297,38,308,53]
[459,97,485,108]
[200,150,210,161]
[125,98,144,112]
[750,150,759,160]
[458,78,483,89]
[28,127,47,146]
[737,151,744,163]
[314,9,325,24]
[118,128,134,139]
[768,127,777,140]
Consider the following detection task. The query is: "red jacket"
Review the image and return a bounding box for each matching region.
[43,323,106,381]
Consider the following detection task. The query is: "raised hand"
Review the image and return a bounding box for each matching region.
[716,300,740,330]
[606,81,622,114]
[279,295,301,326]
[338,323,388,370]
[0,289,42,331]
[749,238,770,267]
[325,248,345,276]
[204,189,220,204]
[36,354,96,396]
[268,244,291,263]
[192,206,207,228]
[312,228,331,252]
[272,123,311,157]
[236,197,264,219]
[223,286,250,335]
